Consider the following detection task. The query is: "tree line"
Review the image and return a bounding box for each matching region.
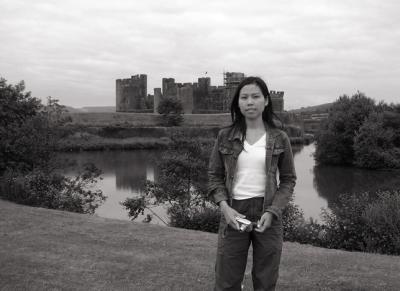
[315,92,400,169]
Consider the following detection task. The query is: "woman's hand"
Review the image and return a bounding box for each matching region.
[255,212,274,232]
[219,201,245,231]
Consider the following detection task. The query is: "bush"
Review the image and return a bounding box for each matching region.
[362,190,400,254]
[282,199,326,246]
[122,139,213,230]
[282,199,305,241]
[157,97,184,126]
[282,190,400,255]
[0,164,105,214]
[321,192,373,251]
[168,204,220,233]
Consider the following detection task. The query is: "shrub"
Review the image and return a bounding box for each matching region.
[320,192,373,251]
[362,190,400,254]
[282,199,305,241]
[157,97,184,126]
[279,190,400,255]
[122,139,213,229]
[0,164,105,214]
[168,204,220,233]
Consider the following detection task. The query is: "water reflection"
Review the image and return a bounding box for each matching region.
[313,164,400,208]
[59,144,400,223]
[60,150,165,222]
[62,150,160,193]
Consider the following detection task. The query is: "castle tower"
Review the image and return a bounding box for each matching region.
[223,72,245,111]
[116,74,148,112]
[177,83,194,114]
[270,90,284,112]
[162,78,177,98]
[153,88,162,113]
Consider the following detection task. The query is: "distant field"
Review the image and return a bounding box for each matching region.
[66,112,232,127]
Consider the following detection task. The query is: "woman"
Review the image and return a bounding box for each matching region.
[208,76,296,291]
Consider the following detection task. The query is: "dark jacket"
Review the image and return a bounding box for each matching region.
[208,123,297,220]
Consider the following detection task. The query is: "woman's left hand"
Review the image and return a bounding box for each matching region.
[255,212,274,232]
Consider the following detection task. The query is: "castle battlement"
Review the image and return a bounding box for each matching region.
[117,72,285,114]
[117,74,147,86]
[270,90,284,98]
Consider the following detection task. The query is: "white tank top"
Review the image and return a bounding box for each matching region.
[232,133,266,200]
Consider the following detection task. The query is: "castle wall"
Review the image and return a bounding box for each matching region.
[193,77,211,113]
[153,88,162,113]
[162,78,177,97]
[223,72,245,111]
[116,72,284,114]
[116,74,148,112]
[270,90,284,112]
[177,84,193,114]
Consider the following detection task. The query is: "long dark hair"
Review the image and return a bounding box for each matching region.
[230,76,279,140]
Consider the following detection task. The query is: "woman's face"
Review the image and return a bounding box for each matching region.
[238,84,268,120]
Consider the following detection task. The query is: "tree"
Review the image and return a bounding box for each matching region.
[315,92,376,165]
[0,79,41,128]
[0,79,44,174]
[353,110,400,169]
[0,78,105,213]
[157,97,184,126]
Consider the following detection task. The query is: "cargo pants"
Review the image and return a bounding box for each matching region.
[214,197,283,291]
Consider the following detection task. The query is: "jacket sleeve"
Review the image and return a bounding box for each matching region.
[266,132,297,220]
[208,131,229,205]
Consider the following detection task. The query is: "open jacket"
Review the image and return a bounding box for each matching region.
[208,123,297,220]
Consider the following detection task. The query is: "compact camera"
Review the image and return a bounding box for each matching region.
[235,217,252,232]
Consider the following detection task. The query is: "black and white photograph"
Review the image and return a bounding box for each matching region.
[1,0,400,290]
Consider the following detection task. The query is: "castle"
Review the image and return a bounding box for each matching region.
[116,72,284,113]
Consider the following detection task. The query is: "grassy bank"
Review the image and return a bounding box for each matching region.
[59,134,172,151]
[1,199,399,290]
[58,126,307,151]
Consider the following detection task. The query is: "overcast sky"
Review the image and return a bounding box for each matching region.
[1,0,399,109]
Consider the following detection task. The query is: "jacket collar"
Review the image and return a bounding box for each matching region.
[228,122,280,141]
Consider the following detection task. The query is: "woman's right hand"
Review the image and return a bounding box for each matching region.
[219,201,246,231]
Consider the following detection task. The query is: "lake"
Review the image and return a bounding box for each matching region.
[60,143,400,224]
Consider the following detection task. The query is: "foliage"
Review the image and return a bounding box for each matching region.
[122,138,214,230]
[0,82,73,174]
[168,203,220,233]
[362,190,400,254]
[315,92,376,165]
[157,97,184,126]
[283,124,303,138]
[281,190,400,255]
[0,79,41,127]
[353,110,400,169]
[0,79,42,174]
[320,192,373,251]
[282,199,306,241]
[0,164,105,214]
[0,78,104,213]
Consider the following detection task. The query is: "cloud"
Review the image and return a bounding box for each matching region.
[0,0,399,108]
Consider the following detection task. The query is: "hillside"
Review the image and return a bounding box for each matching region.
[1,199,399,290]
[289,102,334,114]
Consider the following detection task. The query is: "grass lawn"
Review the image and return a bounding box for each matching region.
[1,199,399,291]
[59,135,172,151]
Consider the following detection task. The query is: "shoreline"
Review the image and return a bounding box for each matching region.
[58,125,311,152]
